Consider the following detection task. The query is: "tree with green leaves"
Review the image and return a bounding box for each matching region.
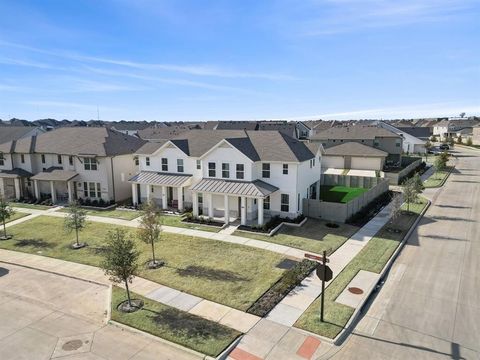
[101,229,140,310]
[424,140,432,161]
[430,135,437,142]
[412,173,424,193]
[435,151,449,171]
[64,201,87,249]
[448,137,455,147]
[403,178,418,213]
[466,137,473,146]
[457,135,463,144]
[389,193,403,224]
[0,197,14,240]
[137,201,163,269]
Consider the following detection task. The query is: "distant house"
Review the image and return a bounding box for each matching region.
[258,121,297,138]
[473,127,480,145]
[322,142,387,171]
[378,122,426,154]
[395,126,431,140]
[138,124,200,142]
[433,119,480,139]
[110,121,151,136]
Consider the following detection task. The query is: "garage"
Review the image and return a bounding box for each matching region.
[351,157,382,170]
[322,155,344,169]
[323,142,387,171]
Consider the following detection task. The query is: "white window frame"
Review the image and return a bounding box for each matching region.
[161,158,168,171]
[262,163,270,178]
[222,163,229,178]
[208,162,216,177]
[83,157,97,171]
[281,194,289,212]
[177,159,184,173]
[236,164,244,179]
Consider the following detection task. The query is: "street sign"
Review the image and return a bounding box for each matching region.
[316,264,333,282]
[304,253,330,263]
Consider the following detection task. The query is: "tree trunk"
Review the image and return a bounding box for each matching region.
[75,228,79,246]
[125,279,132,307]
[3,219,6,238]
[151,238,156,264]
[75,215,79,246]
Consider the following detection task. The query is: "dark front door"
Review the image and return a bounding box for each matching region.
[167,187,174,207]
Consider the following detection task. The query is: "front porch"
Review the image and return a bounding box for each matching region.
[0,168,33,200]
[30,169,78,204]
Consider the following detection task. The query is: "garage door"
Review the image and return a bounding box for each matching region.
[351,157,381,170]
[322,155,344,169]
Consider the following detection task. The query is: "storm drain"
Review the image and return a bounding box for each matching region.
[348,287,364,295]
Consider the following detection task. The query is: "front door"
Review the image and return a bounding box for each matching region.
[167,187,173,207]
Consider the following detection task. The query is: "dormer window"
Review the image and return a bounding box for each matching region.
[21,154,25,164]
[69,156,74,166]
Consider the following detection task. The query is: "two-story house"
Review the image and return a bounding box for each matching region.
[0,127,145,203]
[130,130,321,226]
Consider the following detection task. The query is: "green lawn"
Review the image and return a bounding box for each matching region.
[161,214,221,233]
[295,197,428,339]
[320,186,368,203]
[59,207,141,220]
[2,216,286,311]
[9,202,53,210]
[111,287,240,357]
[233,219,359,255]
[424,166,452,188]
[5,212,30,223]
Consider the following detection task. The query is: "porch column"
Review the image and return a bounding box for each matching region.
[161,186,167,209]
[34,180,40,200]
[50,181,56,203]
[13,178,21,200]
[67,181,73,203]
[0,178,4,198]
[146,184,151,203]
[192,192,199,217]
[241,196,247,226]
[131,183,138,206]
[178,187,184,212]
[258,197,264,225]
[224,194,230,224]
[207,194,214,218]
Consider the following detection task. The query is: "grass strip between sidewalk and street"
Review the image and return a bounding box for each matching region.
[111,286,240,357]
[9,202,53,210]
[58,207,141,220]
[295,197,428,339]
[423,166,453,188]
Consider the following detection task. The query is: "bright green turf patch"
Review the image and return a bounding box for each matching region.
[320,185,369,203]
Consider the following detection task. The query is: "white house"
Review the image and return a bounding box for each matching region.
[0,127,145,203]
[130,130,322,226]
[378,122,426,154]
[433,119,480,139]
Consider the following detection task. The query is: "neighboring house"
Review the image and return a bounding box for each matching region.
[395,126,431,140]
[137,125,199,142]
[130,130,321,226]
[310,125,402,164]
[0,126,45,144]
[110,121,151,136]
[309,120,337,138]
[473,127,480,145]
[378,122,426,154]
[213,121,259,131]
[0,127,145,203]
[322,142,387,171]
[433,119,480,139]
[258,121,297,138]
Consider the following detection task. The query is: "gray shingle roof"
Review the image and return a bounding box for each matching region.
[31,169,78,181]
[129,171,192,186]
[191,178,278,197]
[324,142,388,157]
[311,125,400,140]
[0,168,33,179]
[0,126,40,153]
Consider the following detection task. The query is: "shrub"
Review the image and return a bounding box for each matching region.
[466,137,473,146]
[84,198,91,206]
[91,199,99,207]
[98,198,106,207]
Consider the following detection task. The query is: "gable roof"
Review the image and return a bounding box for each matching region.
[13,127,146,156]
[0,126,42,153]
[138,125,198,141]
[324,142,388,157]
[311,125,400,140]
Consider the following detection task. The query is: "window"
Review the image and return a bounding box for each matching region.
[41,154,46,164]
[161,158,168,171]
[146,157,150,166]
[281,194,289,212]
[396,139,401,147]
[262,163,270,178]
[83,182,101,198]
[0,153,4,166]
[373,140,379,148]
[236,164,244,179]
[83,157,97,171]
[57,155,62,164]
[283,164,288,175]
[196,160,201,170]
[297,193,300,211]
[20,154,25,164]
[263,196,270,210]
[208,162,216,177]
[310,158,316,168]
[177,159,184,173]
[69,156,73,166]
[222,163,229,178]
[134,157,139,166]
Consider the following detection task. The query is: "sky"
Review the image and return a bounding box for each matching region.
[0,0,479,121]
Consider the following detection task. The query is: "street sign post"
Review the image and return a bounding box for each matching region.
[305,250,333,322]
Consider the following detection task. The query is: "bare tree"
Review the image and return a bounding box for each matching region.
[389,193,403,223]
[137,201,163,269]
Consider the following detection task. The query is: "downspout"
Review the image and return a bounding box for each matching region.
[110,157,116,203]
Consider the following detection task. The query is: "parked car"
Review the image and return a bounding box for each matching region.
[439,144,450,150]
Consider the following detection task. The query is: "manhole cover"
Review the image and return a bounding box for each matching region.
[348,287,364,295]
[62,339,83,351]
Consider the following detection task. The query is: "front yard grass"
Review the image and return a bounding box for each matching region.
[423,166,453,188]
[295,197,428,339]
[111,286,240,357]
[5,211,30,223]
[161,214,221,233]
[58,207,141,220]
[320,185,368,203]
[233,218,359,255]
[2,216,286,311]
[9,202,53,210]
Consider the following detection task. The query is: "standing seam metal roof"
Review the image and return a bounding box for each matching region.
[191,178,279,197]
[129,171,192,186]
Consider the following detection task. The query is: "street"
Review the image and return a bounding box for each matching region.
[327,146,480,359]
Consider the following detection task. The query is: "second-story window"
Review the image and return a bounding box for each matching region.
[177,159,184,172]
[20,154,25,164]
[396,139,401,147]
[208,162,216,177]
[69,156,74,166]
[84,157,97,171]
[236,164,244,179]
[161,158,168,171]
[196,160,201,170]
[41,154,46,164]
[57,155,62,164]
[146,157,150,166]
[283,164,288,175]
[262,163,270,178]
[373,139,379,147]
[221,163,229,178]
[0,153,4,166]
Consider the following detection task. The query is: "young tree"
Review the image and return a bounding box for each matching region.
[137,201,163,269]
[457,135,463,144]
[448,137,455,147]
[64,201,87,249]
[412,173,424,193]
[431,135,437,142]
[389,192,403,224]
[466,137,473,146]
[102,229,140,310]
[424,140,432,161]
[435,151,449,171]
[403,179,418,213]
[0,197,14,240]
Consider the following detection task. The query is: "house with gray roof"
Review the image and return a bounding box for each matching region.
[131,130,322,225]
[0,127,145,204]
[322,142,388,171]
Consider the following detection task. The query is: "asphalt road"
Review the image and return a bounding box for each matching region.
[326,146,480,360]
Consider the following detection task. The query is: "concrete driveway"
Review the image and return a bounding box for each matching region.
[326,147,480,359]
[0,263,201,360]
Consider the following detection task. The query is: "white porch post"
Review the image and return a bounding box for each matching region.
[131,183,138,206]
[207,194,214,218]
[50,181,56,203]
[161,186,167,209]
[67,181,73,203]
[13,178,21,200]
[241,196,247,226]
[0,178,4,198]
[146,184,151,203]
[258,197,264,225]
[178,187,184,212]
[34,180,40,200]
[224,194,230,224]
[192,192,199,217]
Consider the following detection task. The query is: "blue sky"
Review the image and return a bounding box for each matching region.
[0,0,478,121]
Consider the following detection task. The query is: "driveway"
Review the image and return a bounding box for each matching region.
[0,263,201,360]
[325,147,480,359]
